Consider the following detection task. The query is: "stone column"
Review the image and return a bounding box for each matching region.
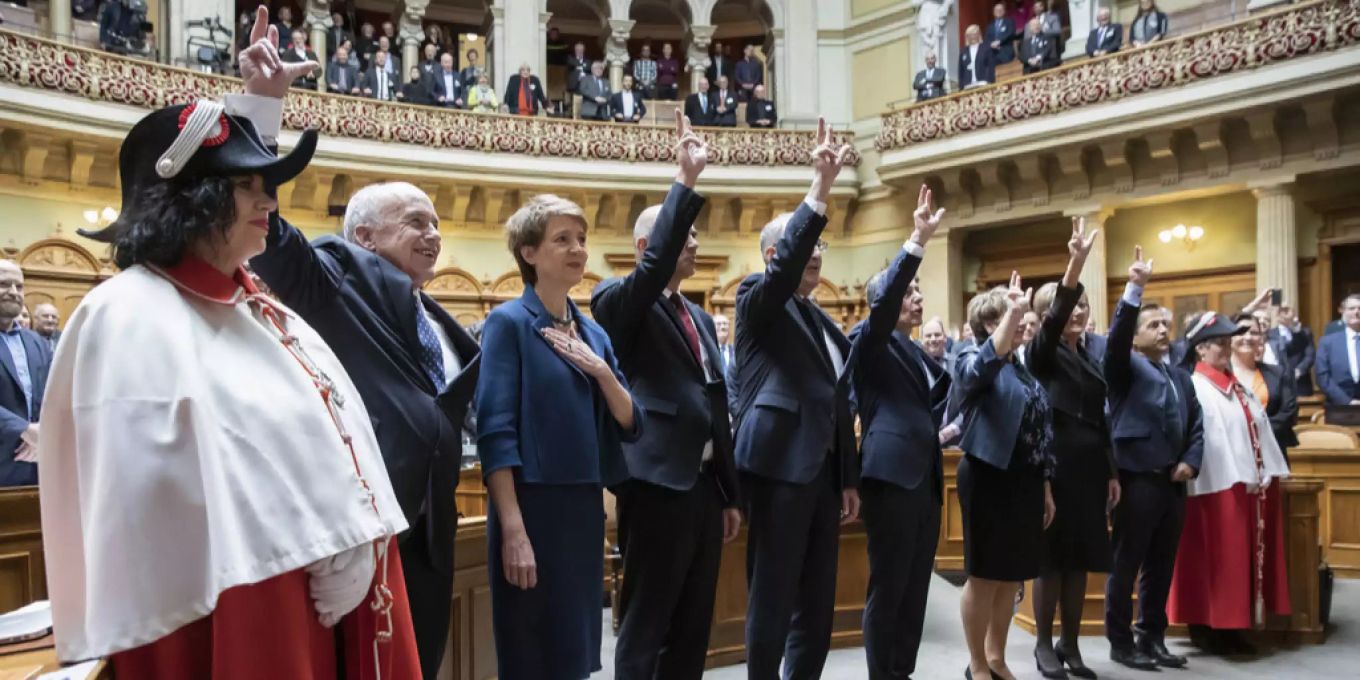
[920,226,966,333]
[1253,181,1299,309]
[397,0,429,89]
[486,5,507,90]
[537,12,553,86]
[48,0,72,42]
[605,19,635,92]
[1063,0,1095,60]
[168,0,235,66]
[1066,207,1110,331]
[685,24,716,92]
[769,27,785,120]
[306,0,331,81]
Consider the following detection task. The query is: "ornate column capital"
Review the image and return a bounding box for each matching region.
[1249,180,1295,200]
[685,24,717,73]
[304,0,333,29]
[399,0,430,45]
[604,18,636,67]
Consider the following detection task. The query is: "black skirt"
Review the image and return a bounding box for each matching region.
[958,452,1046,581]
[1043,411,1113,572]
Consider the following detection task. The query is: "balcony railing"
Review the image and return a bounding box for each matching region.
[876,0,1359,152]
[0,28,859,169]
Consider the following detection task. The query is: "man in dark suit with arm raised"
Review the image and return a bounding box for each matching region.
[1103,247,1203,672]
[848,185,947,680]
[592,111,743,680]
[1272,303,1316,395]
[733,118,859,680]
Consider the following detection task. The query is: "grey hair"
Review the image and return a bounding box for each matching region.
[632,205,663,243]
[864,269,888,304]
[921,317,945,335]
[758,212,795,257]
[342,182,429,242]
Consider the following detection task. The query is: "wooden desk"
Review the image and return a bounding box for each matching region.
[1288,448,1360,577]
[0,637,109,679]
[0,487,45,615]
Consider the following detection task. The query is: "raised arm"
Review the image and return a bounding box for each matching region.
[737,118,851,334]
[1104,247,1152,396]
[1028,217,1098,375]
[854,184,942,360]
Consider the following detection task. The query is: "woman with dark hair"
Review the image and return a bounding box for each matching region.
[1130,0,1168,46]
[421,23,446,56]
[1168,312,1290,655]
[954,272,1057,680]
[1233,314,1299,462]
[476,192,641,679]
[37,9,420,678]
[1025,219,1118,679]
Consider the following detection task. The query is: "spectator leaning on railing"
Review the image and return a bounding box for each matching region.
[429,52,464,108]
[578,61,612,121]
[327,45,361,96]
[1020,17,1060,74]
[960,25,996,89]
[467,73,499,113]
[400,66,430,105]
[1131,0,1169,47]
[747,84,778,128]
[505,64,549,116]
[610,74,646,123]
[914,51,947,102]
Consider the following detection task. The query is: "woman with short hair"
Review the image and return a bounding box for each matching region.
[954,272,1057,680]
[476,194,641,679]
[467,72,500,113]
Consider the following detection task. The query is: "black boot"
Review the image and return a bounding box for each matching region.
[1136,636,1187,668]
[1109,645,1159,671]
[1055,639,1097,678]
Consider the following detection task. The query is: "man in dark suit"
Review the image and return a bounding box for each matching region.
[1316,293,1360,405]
[325,45,360,95]
[746,84,777,128]
[31,303,60,352]
[706,41,735,85]
[592,113,742,680]
[710,76,738,127]
[1103,247,1203,671]
[578,61,612,120]
[734,43,763,102]
[960,25,997,89]
[282,30,320,90]
[848,185,946,679]
[375,36,401,77]
[428,52,464,108]
[566,42,591,94]
[0,261,51,487]
[610,74,647,123]
[360,50,397,101]
[987,2,1018,64]
[913,51,947,102]
[504,64,549,115]
[324,10,353,57]
[733,119,858,680]
[1035,0,1066,59]
[1020,18,1060,74]
[1086,6,1123,58]
[250,178,481,678]
[1272,304,1316,395]
[684,77,715,125]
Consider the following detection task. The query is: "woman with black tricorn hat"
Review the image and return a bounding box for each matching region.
[37,7,421,678]
[1167,311,1290,656]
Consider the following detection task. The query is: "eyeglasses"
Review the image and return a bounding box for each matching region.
[815,239,830,253]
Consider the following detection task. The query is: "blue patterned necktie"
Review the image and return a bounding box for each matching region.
[414,307,446,390]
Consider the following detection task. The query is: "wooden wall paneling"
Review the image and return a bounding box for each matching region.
[17,239,109,328]
[1269,479,1325,642]
[426,267,490,326]
[444,518,495,680]
[0,487,46,614]
[1291,448,1360,578]
[1104,266,1256,329]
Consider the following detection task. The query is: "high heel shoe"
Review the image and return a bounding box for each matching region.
[1034,648,1069,679]
[965,665,993,679]
[1054,640,1097,679]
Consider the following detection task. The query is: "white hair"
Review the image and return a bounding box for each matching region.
[632,205,663,243]
[758,212,795,257]
[343,182,429,242]
[921,317,945,334]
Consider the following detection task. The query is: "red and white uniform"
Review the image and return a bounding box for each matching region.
[1168,364,1291,630]
[38,257,419,678]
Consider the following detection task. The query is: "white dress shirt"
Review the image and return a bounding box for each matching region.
[418,294,463,388]
[1348,327,1360,383]
[621,90,635,118]
[967,44,980,83]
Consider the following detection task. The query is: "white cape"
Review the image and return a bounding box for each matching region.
[1187,371,1290,497]
[38,265,407,662]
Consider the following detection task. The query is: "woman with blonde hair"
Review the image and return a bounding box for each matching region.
[467,72,500,112]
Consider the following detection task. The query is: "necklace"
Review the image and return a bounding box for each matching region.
[547,307,573,329]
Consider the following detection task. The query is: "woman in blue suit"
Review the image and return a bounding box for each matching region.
[954,271,1056,680]
[476,194,640,680]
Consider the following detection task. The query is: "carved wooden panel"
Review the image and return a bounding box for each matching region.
[0,487,45,614]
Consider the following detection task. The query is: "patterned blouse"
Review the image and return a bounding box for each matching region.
[1012,356,1056,477]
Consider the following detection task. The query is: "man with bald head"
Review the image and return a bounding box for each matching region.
[31,303,60,350]
[0,261,51,487]
[591,112,741,678]
[249,166,480,675]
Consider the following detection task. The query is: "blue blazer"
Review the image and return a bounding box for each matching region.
[1316,330,1359,405]
[0,328,50,487]
[953,337,1035,470]
[959,43,996,88]
[848,248,944,495]
[476,286,640,487]
[985,16,1018,64]
[1104,297,1205,473]
[733,203,857,488]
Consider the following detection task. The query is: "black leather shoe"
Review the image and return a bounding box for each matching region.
[1054,640,1097,679]
[1137,637,1187,668]
[1109,646,1159,671]
[1035,648,1068,679]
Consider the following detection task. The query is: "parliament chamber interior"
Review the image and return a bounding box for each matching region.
[1,0,1360,677]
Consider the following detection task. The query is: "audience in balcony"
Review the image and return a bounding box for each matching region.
[467,73,499,113]
[422,24,446,58]
[913,51,947,102]
[419,43,440,79]
[356,21,377,71]
[567,42,591,94]
[1008,0,1034,29]
[271,5,296,44]
[546,26,568,65]
[325,10,352,57]
[1131,0,1169,47]
[747,84,777,128]
[960,25,996,89]
[578,61,612,121]
[1021,18,1060,74]
[505,64,549,116]
[632,44,659,98]
[711,76,738,127]
[400,66,430,105]
[461,49,485,89]
[361,51,398,101]
[684,77,714,125]
[381,20,397,45]
[735,43,763,102]
[430,52,464,108]
[376,36,400,77]
[73,0,99,22]
[1034,0,1065,61]
[326,45,361,95]
[610,75,645,123]
[706,42,735,85]
[1086,6,1123,58]
[283,30,319,90]
[657,42,681,100]
[987,2,1019,64]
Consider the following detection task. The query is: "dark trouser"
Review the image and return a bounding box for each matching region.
[614,474,725,680]
[1105,469,1185,649]
[398,514,452,680]
[860,478,940,680]
[743,459,841,680]
[658,83,679,100]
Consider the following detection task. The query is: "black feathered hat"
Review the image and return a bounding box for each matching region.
[1178,311,1248,369]
[80,99,317,242]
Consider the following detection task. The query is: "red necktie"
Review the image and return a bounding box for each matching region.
[671,294,702,366]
